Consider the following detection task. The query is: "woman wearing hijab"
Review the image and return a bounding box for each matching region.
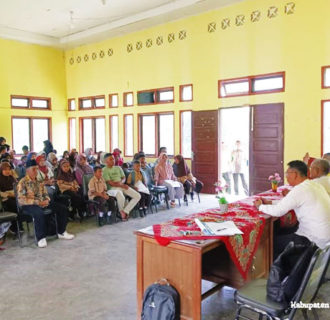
[113,148,124,166]
[84,148,95,166]
[75,154,93,186]
[36,154,54,184]
[46,152,58,178]
[173,155,203,201]
[43,140,54,156]
[154,153,184,207]
[57,159,85,219]
[0,162,21,236]
[27,152,37,162]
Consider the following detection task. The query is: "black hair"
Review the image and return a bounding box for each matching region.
[93,166,102,172]
[0,146,6,152]
[0,137,5,144]
[287,160,308,177]
[133,160,141,165]
[104,153,113,160]
[158,147,167,156]
[22,145,29,151]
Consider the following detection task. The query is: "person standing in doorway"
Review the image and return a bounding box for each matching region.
[231,140,248,196]
[221,141,232,194]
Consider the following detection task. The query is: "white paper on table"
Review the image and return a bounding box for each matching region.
[135,181,150,194]
[195,219,243,236]
[107,189,119,197]
[164,180,181,188]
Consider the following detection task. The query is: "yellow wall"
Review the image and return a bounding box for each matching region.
[0,38,67,153]
[64,0,330,165]
[1,0,330,165]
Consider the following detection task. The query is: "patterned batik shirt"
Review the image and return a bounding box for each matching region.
[17,175,50,206]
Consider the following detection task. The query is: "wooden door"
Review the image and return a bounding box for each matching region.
[249,103,284,195]
[192,110,219,194]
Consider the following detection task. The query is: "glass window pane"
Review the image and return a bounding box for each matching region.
[158,90,174,102]
[95,97,105,108]
[12,97,29,108]
[69,118,76,149]
[141,115,156,155]
[81,99,92,109]
[125,93,133,106]
[32,99,49,108]
[323,102,330,153]
[12,118,30,152]
[221,81,249,96]
[159,114,174,155]
[110,116,119,150]
[32,119,49,152]
[83,119,93,150]
[125,115,133,156]
[111,95,118,107]
[95,118,105,152]
[324,68,330,87]
[253,76,283,92]
[181,111,192,158]
[181,85,192,101]
[69,99,76,111]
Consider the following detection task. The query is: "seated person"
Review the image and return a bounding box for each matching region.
[0,162,22,233]
[139,155,154,187]
[62,150,70,161]
[75,154,93,186]
[126,160,151,217]
[84,148,96,167]
[88,166,116,225]
[309,159,330,195]
[22,145,29,156]
[16,155,27,180]
[46,152,59,178]
[254,160,330,259]
[57,159,85,219]
[154,153,184,207]
[154,147,168,166]
[9,150,19,168]
[36,154,54,184]
[17,159,74,248]
[102,153,140,220]
[113,148,124,166]
[173,155,203,201]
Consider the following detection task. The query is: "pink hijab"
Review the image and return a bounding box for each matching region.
[155,153,174,182]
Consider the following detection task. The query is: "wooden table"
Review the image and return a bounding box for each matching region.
[136,215,274,320]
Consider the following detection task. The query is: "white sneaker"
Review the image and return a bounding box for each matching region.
[58,231,75,240]
[38,238,47,248]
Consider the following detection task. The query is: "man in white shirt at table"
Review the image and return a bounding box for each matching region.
[310,158,330,195]
[254,160,330,259]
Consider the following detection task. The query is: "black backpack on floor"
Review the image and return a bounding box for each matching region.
[267,241,317,304]
[141,279,180,320]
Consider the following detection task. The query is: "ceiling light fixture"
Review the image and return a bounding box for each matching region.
[101,0,106,5]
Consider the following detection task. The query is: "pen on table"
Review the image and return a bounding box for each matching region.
[216,228,227,232]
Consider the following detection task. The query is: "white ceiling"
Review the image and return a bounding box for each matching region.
[0,0,243,48]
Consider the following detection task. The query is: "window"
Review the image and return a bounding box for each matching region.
[137,87,174,105]
[180,84,193,102]
[68,98,76,111]
[180,111,192,158]
[219,72,285,97]
[110,115,119,151]
[322,66,330,88]
[69,118,76,150]
[80,117,105,153]
[11,95,51,109]
[220,80,249,97]
[12,117,51,152]
[140,115,156,155]
[124,92,134,107]
[159,114,174,156]
[139,113,174,156]
[78,95,105,110]
[252,75,284,93]
[322,101,330,154]
[124,114,134,156]
[109,94,119,108]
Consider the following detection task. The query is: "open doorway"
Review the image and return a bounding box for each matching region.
[219,107,250,201]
